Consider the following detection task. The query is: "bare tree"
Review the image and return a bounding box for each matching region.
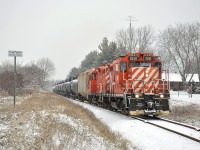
[20,61,43,88]
[137,25,155,52]
[0,71,24,95]
[37,58,55,87]
[157,23,198,85]
[116,25,155,53]
[188,22,200,81]
[0,60,14,73]
[0,58,55,93]
[116,28,137,52]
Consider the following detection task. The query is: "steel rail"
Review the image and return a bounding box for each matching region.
[132,116,200,143]
[66,97,200,143]
[156,117,200,131]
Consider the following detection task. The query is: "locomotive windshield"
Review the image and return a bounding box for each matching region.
[155,62,161,68]
[144,56,152,61]
[129,62,151,68]
[140,62,151,67]
[129,56,138,61]
[120,62,127,72]
[129,62,139,68]
[91,73,96,80]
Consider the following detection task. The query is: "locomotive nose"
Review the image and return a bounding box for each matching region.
[147,101,154,109]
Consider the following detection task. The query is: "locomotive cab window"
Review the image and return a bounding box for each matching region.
[91,73,96,80]
[155,62,161,68]
[129,62,139,68]
[120,62,127,72]
[144,56,152,61]
[115,64,118,72]
[140,62,151,67]
[129,56,138,61]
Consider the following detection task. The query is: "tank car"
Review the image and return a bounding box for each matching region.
[71,79,78,99]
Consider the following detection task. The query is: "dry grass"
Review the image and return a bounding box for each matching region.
[0,91,136,150]
[165,104,200,127]
[0,91,9,97]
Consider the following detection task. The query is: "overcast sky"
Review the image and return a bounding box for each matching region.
[0,0,199,80]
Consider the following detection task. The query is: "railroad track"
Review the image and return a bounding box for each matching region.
[132,116,200,143]
[68,97,200,143]
[156,117,200,131]
[87,101,200,143]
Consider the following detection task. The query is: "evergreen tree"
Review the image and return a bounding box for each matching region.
[79,50,98,72]
[67,67,80,80]
[96,37,118,66]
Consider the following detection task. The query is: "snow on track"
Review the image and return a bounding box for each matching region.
[70,99,200,150]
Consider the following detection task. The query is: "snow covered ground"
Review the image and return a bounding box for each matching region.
[0,92,133,150]
[170,90,200,106]
[70,91,200,150]
[1,91,199,149]
[165,90,200,131]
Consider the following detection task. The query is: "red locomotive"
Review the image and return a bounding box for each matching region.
[54,52,170,116]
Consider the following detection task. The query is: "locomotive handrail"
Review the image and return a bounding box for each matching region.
[160,79,164,93]
[162,69,170,91]
[154,78,169,93]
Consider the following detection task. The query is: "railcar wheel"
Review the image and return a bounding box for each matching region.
[112,108,118,112]
[122,104,129,115]
[122,108,129,116]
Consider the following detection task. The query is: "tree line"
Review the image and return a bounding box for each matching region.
[67,21,200,86]
[0,58,55,95]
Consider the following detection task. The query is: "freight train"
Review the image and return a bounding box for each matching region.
[53,52,170,116]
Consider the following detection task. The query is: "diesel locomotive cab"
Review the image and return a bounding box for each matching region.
[121,53,170,116]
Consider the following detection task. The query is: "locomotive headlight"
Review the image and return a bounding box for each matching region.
[160,94,164,98]
[135,94,139,98]
[145,74,149,78]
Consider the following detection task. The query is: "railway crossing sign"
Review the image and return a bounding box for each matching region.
[8,50,23,108]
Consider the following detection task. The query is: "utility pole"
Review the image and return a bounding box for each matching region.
[126,16,137,31]
[14,56,16,107]
[125,16,137,52]
[8,50,23,108]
